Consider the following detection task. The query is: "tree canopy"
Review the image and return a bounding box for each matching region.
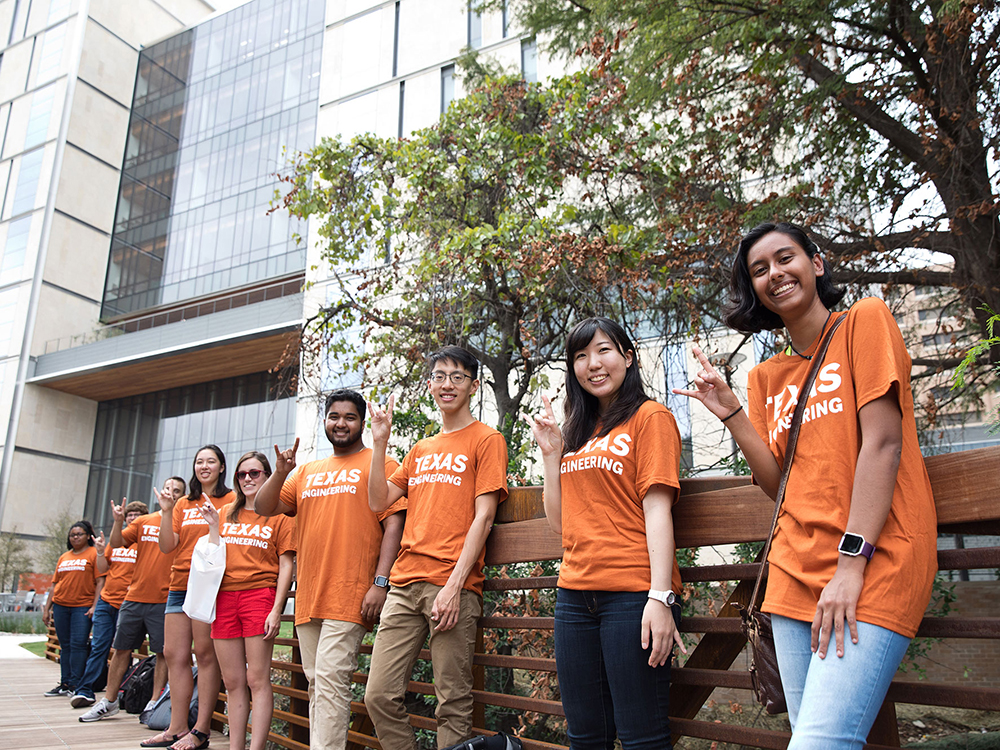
[509,0,999,359]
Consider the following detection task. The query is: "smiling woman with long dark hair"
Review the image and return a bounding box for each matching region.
[531,316,686,748]
[675,222,937,749]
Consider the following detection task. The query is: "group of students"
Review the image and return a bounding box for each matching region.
[42,221,937,750]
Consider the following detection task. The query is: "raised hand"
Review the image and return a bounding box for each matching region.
[196,494,220,530]
[368,394,395,446]
[153,486,177,514]
[92,531,106,555]
[530,395,563,458]
[273,437,299,476]
[109,497,126,524]
[671,346,742,421]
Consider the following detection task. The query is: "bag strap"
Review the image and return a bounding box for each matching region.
[748,312,847,611]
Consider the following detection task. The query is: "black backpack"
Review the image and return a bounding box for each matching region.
[441,734,523,750]
[119,654,156,713]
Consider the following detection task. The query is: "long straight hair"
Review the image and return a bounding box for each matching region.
[228,451,272,524]
[562,317,649,454]
[188,444,231,502]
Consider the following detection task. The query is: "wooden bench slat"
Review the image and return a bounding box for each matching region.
[886,680,1000,711]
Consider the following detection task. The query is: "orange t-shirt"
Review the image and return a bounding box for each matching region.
[121,512,176,604]
[747,297,937,638]
[389,420,509,595]
[169,491,236,591]
[280,448,404,626]
[51,547,99,607]
[557,400,683,594]
[217,503,297,591]
[100,544,137,608]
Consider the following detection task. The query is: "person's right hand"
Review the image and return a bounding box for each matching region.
[153,486,177,514]
[671,345,742,421]
[273,437,299,475]
[109,497,126,524]
[530,395,563,458]
[93,531,106,556]
[368,394,395,446]
[196,496,220,531]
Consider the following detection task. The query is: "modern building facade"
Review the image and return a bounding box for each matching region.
[0,0,555,551]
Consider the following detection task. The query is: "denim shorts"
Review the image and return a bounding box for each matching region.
[164,589,186,615]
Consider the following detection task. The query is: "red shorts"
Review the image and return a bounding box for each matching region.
[211,587,276,639]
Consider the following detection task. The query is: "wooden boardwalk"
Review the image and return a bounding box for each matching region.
[0,656,226,750]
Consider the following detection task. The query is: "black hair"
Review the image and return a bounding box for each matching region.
[66,520,96,550]
[427,346,479,379]
[561,317,649,454]
[724,222,846,333]
[188,444,231,500]
[167,476,187,495]
[229,451,272,524]
[324,389,366,421]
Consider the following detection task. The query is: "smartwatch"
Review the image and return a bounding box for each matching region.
[838,532,875,561]
[648,589,676,607]
[373,575,390,588]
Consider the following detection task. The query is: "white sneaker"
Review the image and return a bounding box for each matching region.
[79,698,119,722]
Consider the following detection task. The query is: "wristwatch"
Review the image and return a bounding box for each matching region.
[373,575,390,588]
[648,589,676,607]
[838,532,875,561]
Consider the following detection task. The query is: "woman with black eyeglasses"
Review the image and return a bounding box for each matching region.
[196,451,296,750]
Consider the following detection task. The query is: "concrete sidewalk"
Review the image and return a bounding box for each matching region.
[0,631,47,659]
[0,655,226,750]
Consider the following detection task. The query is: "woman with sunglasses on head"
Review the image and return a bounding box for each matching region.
[196,451,295,750]
[148,445,235,750]
[42,520,100,698]
[673,222,937,749]
[531,317,686,749]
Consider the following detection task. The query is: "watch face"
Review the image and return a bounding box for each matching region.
[840,534,864,555]
[666,592,676,606]
[374,575,389,588]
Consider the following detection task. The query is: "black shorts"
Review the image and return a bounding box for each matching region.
[112,600,166,654]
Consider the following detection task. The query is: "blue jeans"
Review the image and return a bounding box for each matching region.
[771,614,910,749]
[76,599,119,698]
[52,603,93,689]
[555,589,679,749]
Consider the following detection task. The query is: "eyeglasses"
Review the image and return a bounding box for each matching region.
[430,371,473,385]
[236,469,265,481]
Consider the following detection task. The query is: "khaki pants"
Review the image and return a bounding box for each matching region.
[364,582,483,750]
[297,618,368,750]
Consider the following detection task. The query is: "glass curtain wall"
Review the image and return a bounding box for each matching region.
[83,370,297,530]
[102,0,325,318]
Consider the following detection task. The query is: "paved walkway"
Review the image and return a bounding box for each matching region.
[0,649,226,750]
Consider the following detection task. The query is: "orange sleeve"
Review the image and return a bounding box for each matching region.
[377,457,406,520]
[847,298,909,410]
[388,451,411,491]
[120,522,138,546]
[633,407,682,502]
[276,514,296,555]
[473,431,508,502]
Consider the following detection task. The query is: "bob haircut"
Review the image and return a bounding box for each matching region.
[228,451,272,524]
[124,501,149,517]
[324,389,366,421]
[188,444,231,501]
[561,317,649,455]
[724,222,846,333]
[428,346,479,380]
[66,520,96,550]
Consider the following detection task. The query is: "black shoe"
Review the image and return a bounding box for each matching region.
[44,683,72,697]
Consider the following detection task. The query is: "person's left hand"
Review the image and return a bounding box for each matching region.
[361,584,389,624]
[641,599,687,667]
[263,609,281,640]
[85,605,95,619]
[431,583,462,632]
[812,560,865,658]
[196,496,220,529]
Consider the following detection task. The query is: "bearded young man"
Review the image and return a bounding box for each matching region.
[256,389,405,750]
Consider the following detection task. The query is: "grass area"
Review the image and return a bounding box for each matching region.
[19,640,47,657]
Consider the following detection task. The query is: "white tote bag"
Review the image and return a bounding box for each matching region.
[183,535,226,623]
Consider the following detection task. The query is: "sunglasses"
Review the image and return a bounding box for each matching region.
[236,469,266,481]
